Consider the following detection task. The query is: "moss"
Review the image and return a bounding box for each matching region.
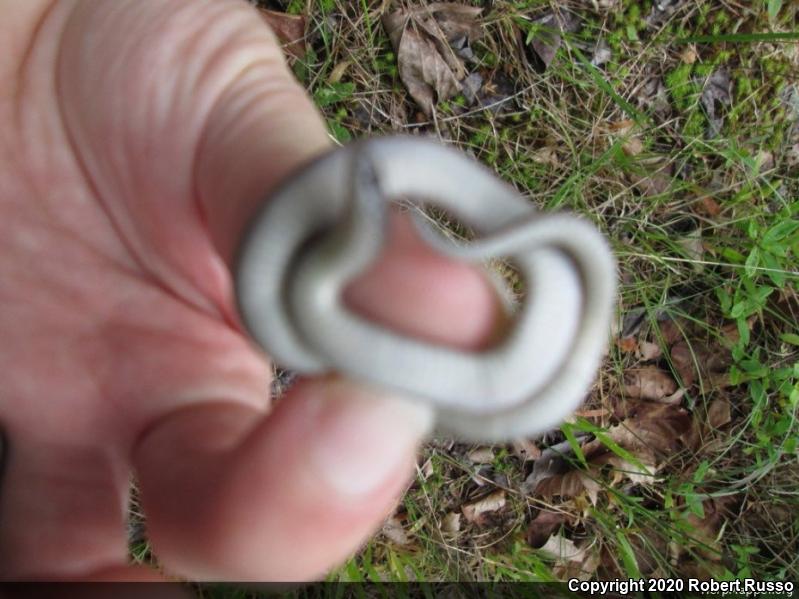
[736,76,754,99]
[666,63,695,111]
[683,109,706,139]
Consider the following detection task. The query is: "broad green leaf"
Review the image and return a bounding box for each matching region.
[745,247,760,278]
[780,333,799,346]
[768,0,783,21]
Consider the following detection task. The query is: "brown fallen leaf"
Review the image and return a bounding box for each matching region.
[623,366,678,401]
[520,11,580,72]
[696,195,722,217]
[383,3,482,115]
[555,548,601,582]
[671,338,734,390]
[511,438,541,462]
[636,75,672,122]
[586,401,700,467]
[441,511,461,534]
[418,456,434,480]
[701,69,732,138]
[680,45,698,65]
[637,340,662,361]
[657,316,688,345]
[426,2,482,48]
[670,340,696,386]
[468,447,495,464]
[630,169,671,197]
[539,533,582,561]
[616,336,638,353]
[327,60,351,84]
[526,510,567,548]
[677,229,705,273]
[706,397,731,429]
[258,9,307,59]
[675,497,737,563]
[622,136,645,157]
[461,489,506,525]
[382,515,411,546]
[522,439,581,495]
[573,407,611,419]
[601,448,658,485]
[531,146,560,166]
[535,468,601,505]
[607,119,636,132]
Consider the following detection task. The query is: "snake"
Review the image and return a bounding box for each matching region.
[234,136,616,441]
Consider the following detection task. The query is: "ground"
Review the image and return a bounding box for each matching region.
[135,0,799,586]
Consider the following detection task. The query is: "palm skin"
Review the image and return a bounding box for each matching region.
[0,0,499,581]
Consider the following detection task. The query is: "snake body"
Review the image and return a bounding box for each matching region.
[235,137,616,440]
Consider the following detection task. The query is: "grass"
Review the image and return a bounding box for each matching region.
[132,0,799,585]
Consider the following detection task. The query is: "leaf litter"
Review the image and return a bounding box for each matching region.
[461,489,506,526]
[279,0,797,583]
[383,3,483,115]
[258,8,307,59]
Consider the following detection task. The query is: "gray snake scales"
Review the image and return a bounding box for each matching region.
[235,136,616,440]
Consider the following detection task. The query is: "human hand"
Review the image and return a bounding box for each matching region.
[0,0,500,581]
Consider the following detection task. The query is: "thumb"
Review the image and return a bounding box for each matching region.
[192,11,332,266]
[58,0,330,317]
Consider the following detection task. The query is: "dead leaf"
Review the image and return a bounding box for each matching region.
[695,195,722,217]
[441,511,461,534]
[671,337,733,390]
[555,547,601,582]
[607,119,635,133]
[526,511,567,548]
[701,69,732,138]
[531,146,560,166]
[657,316,687,346]
[383,4,482,115]
[677,497,736,562]
[511,438,541,461]
[591,41,612,67]
[426,2,482,47]
[461,72,483,105]
[707,397,731,429]
[623,366,678,401]
[522,439,579,495]
[382,515,410,546]
[680,45,698,65]
[574,407,611,419]
[535,469,601,504]
[617,336,639,353]
[670,340,696,386]
[637,340,662,361]
[418,456,434,480]
[636,75,672,121]
[756,150,775,173]
[622,136,645,157]
[520,11,580,72]
[645,0,683,28]
[259,9,307,59]
[630,168,671,197]
[468,447,495,464]
[538,533,583,561]
[604,450,658,485]
[461,489,506,525]
[586,401,699,465]
[327,60,351,84]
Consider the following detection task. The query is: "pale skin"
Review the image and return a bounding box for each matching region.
[0,0,501,581]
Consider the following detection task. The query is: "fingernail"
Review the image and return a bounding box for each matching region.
[307,380,434,497]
